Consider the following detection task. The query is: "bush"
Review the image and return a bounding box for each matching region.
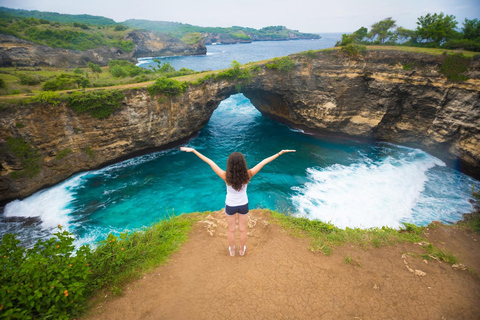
[114,24,128,31]
[441,39,480,52]
[33,91,61,106]
[148,77,187,97]
[215,60,255,82]
[108,60,144,78]
[265,56,296,73]
[0,214,194,319]
[18,73,41,86]
[66,90,124,119]
[72,67,83,75]
[0,78,7,89]
[439,52,470,82]
[0,228,93,319]
[340,43,367,57]
[42,74,88,91]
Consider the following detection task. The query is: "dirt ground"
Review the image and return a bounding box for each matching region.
[84,210,480,320]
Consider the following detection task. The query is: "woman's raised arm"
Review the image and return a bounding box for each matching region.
[248,150,295,178]
[180,147,226,181]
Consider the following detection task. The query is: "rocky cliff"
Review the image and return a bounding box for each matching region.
[1,49,479,202]
[0,31,206,68]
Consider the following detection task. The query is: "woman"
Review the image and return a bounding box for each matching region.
[180,147,295,256]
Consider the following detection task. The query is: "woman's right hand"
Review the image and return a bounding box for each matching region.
[180,147,195,152]
[279,150,296,155]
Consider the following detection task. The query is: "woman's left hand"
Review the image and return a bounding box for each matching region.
[180,147,195,152]
[279,150,296,155]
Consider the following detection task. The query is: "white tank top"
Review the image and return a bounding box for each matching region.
[225,184,248,206]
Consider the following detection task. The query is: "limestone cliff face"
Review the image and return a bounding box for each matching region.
[241,51,480,178]
[0,81,235,202]
[1,49,479,202]
[124,31,206,58]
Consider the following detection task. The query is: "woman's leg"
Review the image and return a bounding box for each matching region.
[226,213,237,250]
[238,213,248,254]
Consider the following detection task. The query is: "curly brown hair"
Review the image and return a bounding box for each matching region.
[226,152,250,191]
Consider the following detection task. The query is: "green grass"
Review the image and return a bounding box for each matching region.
[365,45,479,57]
[268,210,459,263]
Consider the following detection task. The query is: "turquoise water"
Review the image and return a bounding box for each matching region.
[2,94,478,247]
[1,37,479,247]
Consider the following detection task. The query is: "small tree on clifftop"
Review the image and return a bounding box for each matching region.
[368,17,397,44]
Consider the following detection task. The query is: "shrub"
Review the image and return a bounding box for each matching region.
[265,56,296,73]
[340,43,367,57]
[108,60,144,78]
[0,78,7,89]
[66,90,124,119]
[42,74,88,91]
[33,91,61,106]
[56,148,73,160]
[72,67,83,75]
[148,77,187,97]
[215,60,258,83]
[18,73,41,86]
[114,24,128,31]
[439,52,470,82]
[0,214,194,319]
[5,137,41,178]
[441,39,480,52]
[0,228,93,319]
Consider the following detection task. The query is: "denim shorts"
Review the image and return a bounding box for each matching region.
[225,203,249,215]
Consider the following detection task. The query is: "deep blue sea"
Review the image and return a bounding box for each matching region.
[1,35,479,247]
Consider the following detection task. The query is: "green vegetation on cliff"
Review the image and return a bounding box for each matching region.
[66,90,125,119]
[4,137,41,178]
[122,19,320,42]
[0,214,196,319]
[0,12,134,51]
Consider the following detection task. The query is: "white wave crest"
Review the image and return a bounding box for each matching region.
[4,173,89,229]
[291,149,445,229]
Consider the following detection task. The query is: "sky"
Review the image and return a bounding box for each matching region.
[0,0,479,33]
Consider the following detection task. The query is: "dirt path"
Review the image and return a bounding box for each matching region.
[85,210,480,320]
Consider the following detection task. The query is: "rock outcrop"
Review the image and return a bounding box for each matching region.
[124,31,206,57]
[1,49,479,202]
[0,31,206,68]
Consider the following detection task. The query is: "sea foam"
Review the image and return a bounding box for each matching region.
[4,172,89,230]
[291,147,446,229]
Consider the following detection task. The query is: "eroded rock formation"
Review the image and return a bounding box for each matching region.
[1,49,479,202]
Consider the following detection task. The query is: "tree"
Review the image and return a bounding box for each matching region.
[352,27,368,42]
[87,62,102,79]
[369,18,397,44]
[416,13,458,44]
[462,18,480,41]
[395,27,416,43]
[335,27,368,46]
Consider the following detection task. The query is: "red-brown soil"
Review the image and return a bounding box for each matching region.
[84,210,480,320]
